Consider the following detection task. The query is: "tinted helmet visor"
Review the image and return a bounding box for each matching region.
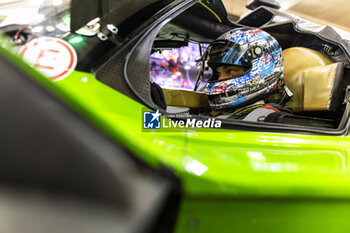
[208,40,250,68]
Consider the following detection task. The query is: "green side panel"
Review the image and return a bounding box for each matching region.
[51,70,350,196]
[176,198,350,233]
[3,41,350,232]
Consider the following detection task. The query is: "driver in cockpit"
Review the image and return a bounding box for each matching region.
[202,27,293,121]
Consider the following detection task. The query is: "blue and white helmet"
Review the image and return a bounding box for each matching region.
[204,28,284,110]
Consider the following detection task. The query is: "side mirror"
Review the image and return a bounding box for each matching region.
[246,0,281,10]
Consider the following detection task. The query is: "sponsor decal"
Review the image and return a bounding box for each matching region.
[18,37,77,81]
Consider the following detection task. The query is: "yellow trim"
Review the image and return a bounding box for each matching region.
[199,1,222,23]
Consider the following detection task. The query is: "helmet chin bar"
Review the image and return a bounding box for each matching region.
[208,79,280,111]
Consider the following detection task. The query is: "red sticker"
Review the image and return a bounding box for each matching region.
[19,37,77,81]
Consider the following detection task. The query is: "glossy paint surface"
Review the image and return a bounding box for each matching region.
[3,42,350,232]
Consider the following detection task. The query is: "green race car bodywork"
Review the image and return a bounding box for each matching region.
[2,0,350,232]
[2,46,350,232]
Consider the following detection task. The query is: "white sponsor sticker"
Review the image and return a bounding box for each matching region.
[19,37,77,81]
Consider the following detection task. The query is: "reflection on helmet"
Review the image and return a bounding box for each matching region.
[204,28,283,111]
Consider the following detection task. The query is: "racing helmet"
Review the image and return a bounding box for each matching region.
[204,28,284,110]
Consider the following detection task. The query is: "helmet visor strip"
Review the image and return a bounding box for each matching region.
[208,40,250,67]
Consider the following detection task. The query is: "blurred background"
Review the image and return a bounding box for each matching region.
[223,0,350,31]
